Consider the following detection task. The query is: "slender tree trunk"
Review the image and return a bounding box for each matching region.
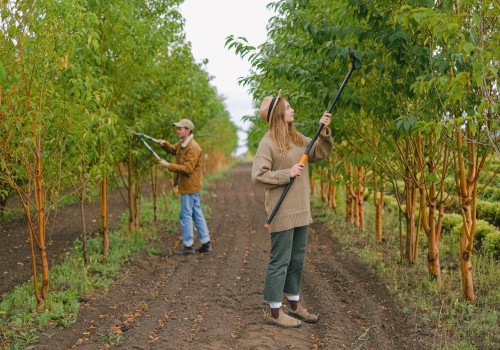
[134,173,141,228]
[357,166,365,231]
[152,165,158,222]
[459,192,475,302]
[80,186,89,266]
[456,125,477,302]
[345,184,350,220]
[421,183,441,280]
[373,170,385,243]
[404,171,418,263]
[18,197,43,308]
[346,184,356,224]
[0,195,6,217]
[100,175,109,257]
[35,139,49,305]
[329,183,337,212]
[5,145,48,309]
[321,180,328,203]
[128,149,136,232]
[352,188,358,225]
[423,155,443,281]
[320,167,328,204]
[309,168,316,196]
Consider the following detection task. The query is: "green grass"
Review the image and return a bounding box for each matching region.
[312,188,500,350]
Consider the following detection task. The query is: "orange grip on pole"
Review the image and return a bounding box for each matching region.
[299,154,308,165]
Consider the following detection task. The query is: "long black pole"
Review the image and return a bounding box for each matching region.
[264,54,357,229]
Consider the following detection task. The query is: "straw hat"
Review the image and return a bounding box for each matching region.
[173,118,195,130]
[259,90,283,122]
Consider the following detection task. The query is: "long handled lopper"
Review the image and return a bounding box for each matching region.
[264,52,358,229]
[126,126,162,160]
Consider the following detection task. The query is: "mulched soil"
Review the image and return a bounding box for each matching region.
[2,163,435,349]
[0,186,129,300]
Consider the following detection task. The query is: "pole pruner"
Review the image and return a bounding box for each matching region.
[264,51,358,229]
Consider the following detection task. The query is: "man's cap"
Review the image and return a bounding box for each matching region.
[173,118,195,130]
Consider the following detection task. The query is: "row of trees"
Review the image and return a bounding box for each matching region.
[0,0,237,309]
[229,0,498,302]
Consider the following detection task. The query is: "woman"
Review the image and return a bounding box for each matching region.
[252,90,333,328]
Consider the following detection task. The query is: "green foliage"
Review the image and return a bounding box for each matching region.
[452,219,499,252]
[314,190,500,349]
[383,195,400,212]
[229,0,497,346]
[483,231,500,260]
[0,0,237,197]
[479,186,500,202]
[441,213,463,234]
[0,0,237,310]
[476,200,500,228]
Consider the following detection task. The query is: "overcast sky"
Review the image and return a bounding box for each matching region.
[179,0,274,155]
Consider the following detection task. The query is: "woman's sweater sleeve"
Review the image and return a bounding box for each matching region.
[308,126,333,163]
[252,140,290,189]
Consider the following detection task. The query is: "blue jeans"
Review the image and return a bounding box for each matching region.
[180,192,210,247]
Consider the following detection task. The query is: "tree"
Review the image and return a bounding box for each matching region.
[0,0,104,308]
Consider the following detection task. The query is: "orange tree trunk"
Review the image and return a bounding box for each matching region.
[16,194,43,308]
[100,175,109,257]
[459,193,475,302]
[404,170,418,263]
[127,149,136,232]
[346,183,356,224]
[356,166,365,231]
[133,174,141,228]
[415,132,445,281]
[3,133,51,309]
[320,167,329,204]
[321,179,328,203]
[151,165,158,222]
[420,183,441,280]
[344,163,353,223]
[309,167,316,196]
[456,125,479,302]
[35,139,49,306]
[329,183,337,211]
[80,184,90,265]
[373,169,385,243]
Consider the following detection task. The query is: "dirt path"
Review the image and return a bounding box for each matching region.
[32,163,431,349]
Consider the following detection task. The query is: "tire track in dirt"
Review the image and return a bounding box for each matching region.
[34,163,431,349]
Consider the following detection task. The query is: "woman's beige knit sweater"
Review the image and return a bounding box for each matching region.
[252,128,333,233]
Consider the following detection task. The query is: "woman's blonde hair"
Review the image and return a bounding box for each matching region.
[269,99,304,155]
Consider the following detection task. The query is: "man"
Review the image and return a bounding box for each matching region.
[157,118,212,255]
